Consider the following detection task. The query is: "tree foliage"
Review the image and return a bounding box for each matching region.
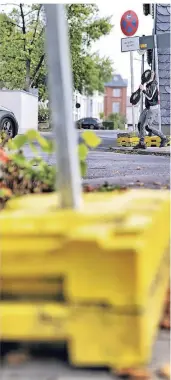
[107,113,126,129]
[67,4,113,94]
[0,4,113,98]
[0,5,45,92]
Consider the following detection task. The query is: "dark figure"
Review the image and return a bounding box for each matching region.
[133,70,168,149]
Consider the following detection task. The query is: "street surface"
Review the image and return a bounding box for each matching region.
[42,129,119,148]
[23,130,170,189]
[84,151,170,188]
[0,331,169,379]
[1,130,170,379]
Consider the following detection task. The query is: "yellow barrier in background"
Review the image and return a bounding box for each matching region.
[117,136,171,147]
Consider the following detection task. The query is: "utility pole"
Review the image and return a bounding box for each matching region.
[140,53,145,114]
[130,51,135,131]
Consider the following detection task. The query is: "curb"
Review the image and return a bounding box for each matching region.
[108,147,170,157]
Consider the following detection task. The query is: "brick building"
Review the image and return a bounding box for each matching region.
[104,74,128,118]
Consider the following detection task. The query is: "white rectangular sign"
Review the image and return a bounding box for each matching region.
[121,36,140,52]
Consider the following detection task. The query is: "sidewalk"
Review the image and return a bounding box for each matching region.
[110,147,170,156]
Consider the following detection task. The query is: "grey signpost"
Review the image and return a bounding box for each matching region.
[130,51,135,131]
[45,4,82,209]
[140,52,145,114]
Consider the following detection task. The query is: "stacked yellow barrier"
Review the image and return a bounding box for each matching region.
[0,190,170,370]
[146,136,161,147]
[117,135,171,147]
[117,136,147,147]
[146,136,171,147]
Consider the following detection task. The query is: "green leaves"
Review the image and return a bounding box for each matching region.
[107,113,126,130]
[78,143,88,177]
[7,129,54,155]
[27,130,54,154]
[82,130,101,148]
[1,125,101,200]
[12,134,28,149]
[8,138,23,151]
[36,134,51,152]
[78,131,101,177]
[0,5,45,92]
[67,4,113,94]
[0,4,113,98]
[80,161,87,177]
[38,105,50,122]
[78,143,88,161]
[10,152,30,168]
[26,129,40,141]
[29,142,38,154]
[26,130,53,153]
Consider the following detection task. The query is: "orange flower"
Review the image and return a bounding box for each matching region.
[4,188,12,197]
[0,187,12,198]
[0,148,9,163]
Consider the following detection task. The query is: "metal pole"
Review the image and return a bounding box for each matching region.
[140,53,145,114]
[153,4,162,132]
[130,51,135,131]
[45,4,82,209]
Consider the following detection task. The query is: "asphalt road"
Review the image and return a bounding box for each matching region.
[42,129,119,148]
[84,151,170,188]
[1,331,169,379]
[79,129,119,148]
[23,133,170,188]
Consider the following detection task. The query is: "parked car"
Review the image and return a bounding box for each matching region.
[0,106,19,137]
[76,117,103,130]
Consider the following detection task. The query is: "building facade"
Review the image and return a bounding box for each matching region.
[154,4,170,135]
[73,91,104,121]
[104,74,128,118]
[40,91,104,122]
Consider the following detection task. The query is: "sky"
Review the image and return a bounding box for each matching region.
[93,3,153,95]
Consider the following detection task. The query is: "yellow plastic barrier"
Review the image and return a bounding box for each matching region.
[117,136,171,147]
[0,190,170,306]
[146,137,171,147]
[0,258,169,370]
[146,136,160,147]
[0,190,170,369]
[0,191,135,238]
[117,136,130,146]
[117,136,147,147]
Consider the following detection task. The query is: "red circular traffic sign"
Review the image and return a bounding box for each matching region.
[120,10,139,37]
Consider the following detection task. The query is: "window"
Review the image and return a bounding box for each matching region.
[113,88,121,97]
[112,102,120,113]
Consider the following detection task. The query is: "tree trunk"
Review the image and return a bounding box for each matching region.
[30,53,45,88]
[24,58,31,91]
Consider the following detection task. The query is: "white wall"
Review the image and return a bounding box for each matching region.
[0,91,22,130]
[0,90,38,134]
[21,91,38,133]
[73,91,87,120]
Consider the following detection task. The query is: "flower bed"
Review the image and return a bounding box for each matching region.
[0,129,102,210]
